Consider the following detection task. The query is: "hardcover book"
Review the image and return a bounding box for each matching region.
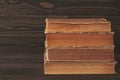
[46,47,114,61]
[45,18,111,33]
[44,60,116,74]
[45,32,114,47]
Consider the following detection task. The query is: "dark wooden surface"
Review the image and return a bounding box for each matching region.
[0,0,120,80]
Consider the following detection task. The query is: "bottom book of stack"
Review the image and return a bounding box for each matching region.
[44,54,116,74]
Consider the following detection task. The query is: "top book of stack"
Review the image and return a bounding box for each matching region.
[45,18,111,33]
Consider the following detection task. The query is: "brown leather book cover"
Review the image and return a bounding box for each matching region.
[44,60,116,74]
[45,18,111,33]
[46,47,114,61]
[45,32,114,47]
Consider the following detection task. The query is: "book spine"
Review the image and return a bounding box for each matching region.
[46,22,111,33]
[46,48,114,61]
[46,33,114,47]
[45,61,116,74]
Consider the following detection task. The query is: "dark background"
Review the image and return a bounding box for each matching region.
[0,0,120,80]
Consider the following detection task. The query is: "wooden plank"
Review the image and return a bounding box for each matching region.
[0,15,45,25]
[0,63,44,79]
[0,76,43,80]
[0,25,45,32]
[0,0,119,16]
[0,55,43,63]
[0,31,44,37]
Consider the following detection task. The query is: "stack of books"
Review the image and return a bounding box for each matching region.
[44,18,116,74]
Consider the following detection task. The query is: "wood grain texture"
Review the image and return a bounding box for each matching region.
[0,0,119,16]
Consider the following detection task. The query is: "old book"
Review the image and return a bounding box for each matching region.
[45,32,114,47]
[45,47,114,61]
[44,61,116,74]
[45,18,111,33]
